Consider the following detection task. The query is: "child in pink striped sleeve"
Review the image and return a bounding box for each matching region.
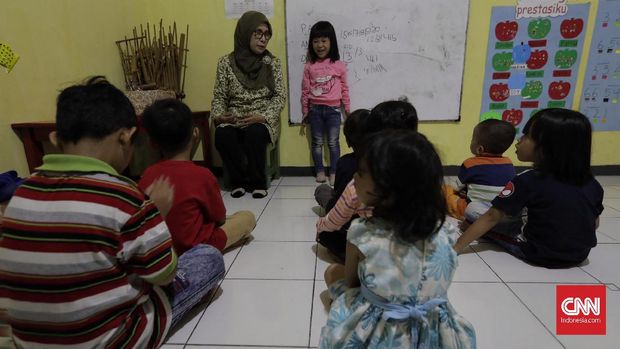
[316,99,418,261]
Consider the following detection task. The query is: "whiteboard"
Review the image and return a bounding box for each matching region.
[285,0,470,123]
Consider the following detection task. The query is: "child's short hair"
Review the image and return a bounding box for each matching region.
[523,108,592,185]
[359,129,446,243]
[475,119,516,155]
[307,21,340,63]
[56,76,136,144]
[142,99,193,156]
[343,109,370,150]
[366,100,418,133]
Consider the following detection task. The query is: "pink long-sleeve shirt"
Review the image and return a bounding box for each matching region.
[316,180,373,232]
[301,59,351,116]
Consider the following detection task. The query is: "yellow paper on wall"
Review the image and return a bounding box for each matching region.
[0,43,19,72]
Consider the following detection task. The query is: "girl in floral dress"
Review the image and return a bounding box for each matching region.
[320,129,476,349]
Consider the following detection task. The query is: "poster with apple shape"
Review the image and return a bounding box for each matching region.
[480,5,589,134]
[579,0,620,131]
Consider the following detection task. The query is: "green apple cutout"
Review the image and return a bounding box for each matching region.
[481,111,502,121]
[554,49,577,69]
[493,52,513,71]
[528,19,551,39]
[522,80,543,99]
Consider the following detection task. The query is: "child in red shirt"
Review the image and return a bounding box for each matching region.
[139,99,256,254]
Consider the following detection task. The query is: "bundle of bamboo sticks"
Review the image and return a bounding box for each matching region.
[116,20,189,98]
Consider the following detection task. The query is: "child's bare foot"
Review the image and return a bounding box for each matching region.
[329,174,335,186]
[316,171,327,183]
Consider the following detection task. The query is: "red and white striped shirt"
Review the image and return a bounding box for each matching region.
[0,155,177,348]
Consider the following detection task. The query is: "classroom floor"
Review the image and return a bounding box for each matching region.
[162,176,620,349]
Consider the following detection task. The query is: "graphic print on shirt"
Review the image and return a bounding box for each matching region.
[312,74,336,96]
[499,181,515,197]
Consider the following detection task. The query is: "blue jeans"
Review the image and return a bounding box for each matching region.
[308,105,341,174]
[165,244,225,329]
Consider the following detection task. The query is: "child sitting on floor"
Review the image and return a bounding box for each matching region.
[454,108,604,268]
[445,119,516,223]
[139,99,256,254]
[320,129,476,348]
[316,100,418,260]
[0,77,224,347]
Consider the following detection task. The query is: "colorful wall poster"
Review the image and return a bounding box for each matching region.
[579,0,620,131]
[479,4,590,134]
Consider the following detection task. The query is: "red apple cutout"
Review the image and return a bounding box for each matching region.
[527,49,548,70]
[560,18,584,39]
[496,21,518,41]
[502,109,523,126]
[489,83,510,102]
[548,81,571,100]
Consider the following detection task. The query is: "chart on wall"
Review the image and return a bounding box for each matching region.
[579,0,620,131]
[479,4,590,134]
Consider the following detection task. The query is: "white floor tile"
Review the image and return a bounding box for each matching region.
[508,283,620,349]
[270,177,282,186]
[580,244,620,287]
[222,247,241,272]
[596,176,620,186]
[454,248,501,282]
[600,205,620,218]
[598,218,620,242]
[597,231,618,244]
[223,196,268,219]
[280,176,320,186]
[262,198,318,217]
[310,282,331,347]
[226,241,316,280]
[604,198,620,211]
[449,282,564,349]
[603,186,620,198]
[160,345,184,349]
[165,304,206,344]
[252,215,317,241]
[272,185,317,199]
[471,243,599,283]
[188,279,313,346]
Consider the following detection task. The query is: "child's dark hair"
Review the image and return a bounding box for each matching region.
[366,100,418,133]
[476,119,515,155]
[523,108,592,185]
[142,99,193,156]
[359,129,446,243]
[56,76,136,144]
[306,21,340,63]
[343,109,370,150]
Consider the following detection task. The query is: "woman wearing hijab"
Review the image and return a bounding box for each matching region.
[212,11,286,199]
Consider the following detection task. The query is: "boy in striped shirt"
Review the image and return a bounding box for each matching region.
[0,77,224,348]
[445,119,518,225]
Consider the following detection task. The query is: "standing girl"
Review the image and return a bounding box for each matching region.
[302,21,350,185]
[320,129,476,348]
[454,108,604,268]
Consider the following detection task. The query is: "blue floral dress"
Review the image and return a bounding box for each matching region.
[319,218,476,349]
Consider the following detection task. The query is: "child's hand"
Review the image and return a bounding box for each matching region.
[452,243,464,255]
[145,176,175,217]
